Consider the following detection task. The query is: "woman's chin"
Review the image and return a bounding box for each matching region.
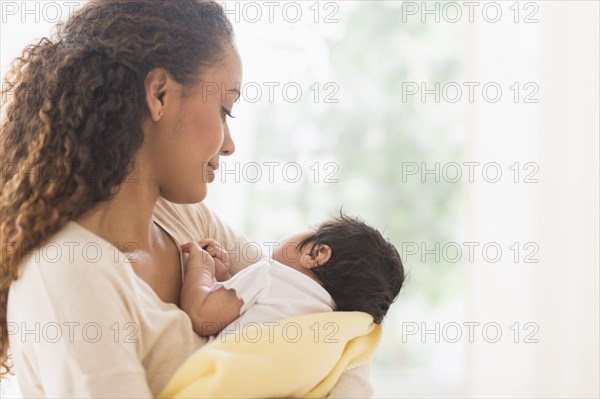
[160,184,208,204]
[206,171,215,183]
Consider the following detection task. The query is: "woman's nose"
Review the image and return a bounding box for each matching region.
[220,124,236,156]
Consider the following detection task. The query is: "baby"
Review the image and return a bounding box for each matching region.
[180,214,405,339]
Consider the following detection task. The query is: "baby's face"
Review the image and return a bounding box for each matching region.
[271,225,319,267]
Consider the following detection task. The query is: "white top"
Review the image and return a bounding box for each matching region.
[212,260,335,340]
[6,198,372,398]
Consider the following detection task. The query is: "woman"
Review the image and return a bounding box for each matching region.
[0,0,372,397]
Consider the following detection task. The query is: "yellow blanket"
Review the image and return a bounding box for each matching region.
[158,311,381,399]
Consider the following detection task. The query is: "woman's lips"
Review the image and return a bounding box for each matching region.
[208,162,219,172]
[206,162,219,182]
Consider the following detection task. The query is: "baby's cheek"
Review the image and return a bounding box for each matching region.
[271,247,282,263]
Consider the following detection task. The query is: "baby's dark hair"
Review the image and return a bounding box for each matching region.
[298,214,405,324]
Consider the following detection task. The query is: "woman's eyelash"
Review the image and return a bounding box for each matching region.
[221,107,235,119]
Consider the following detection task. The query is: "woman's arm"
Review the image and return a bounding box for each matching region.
[7,257,153,397]
[327,363,374,398]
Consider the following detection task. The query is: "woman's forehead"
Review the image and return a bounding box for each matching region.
[209,46,243,84]
[196,46,242,99]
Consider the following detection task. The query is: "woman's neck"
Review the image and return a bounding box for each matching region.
[75,177,162,253]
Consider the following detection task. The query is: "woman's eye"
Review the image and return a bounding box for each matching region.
[221,107,235,121]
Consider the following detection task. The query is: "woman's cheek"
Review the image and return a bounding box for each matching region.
[197,114,223,147]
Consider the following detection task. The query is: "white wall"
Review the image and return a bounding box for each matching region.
[465,2,599,397]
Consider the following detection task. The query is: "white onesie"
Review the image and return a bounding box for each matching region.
[211,259,335,341]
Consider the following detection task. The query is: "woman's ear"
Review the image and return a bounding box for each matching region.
[145,68,170,122]
[300,244,332,269]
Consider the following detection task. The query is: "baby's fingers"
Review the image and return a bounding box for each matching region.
[181,242,212,264]
[181,242,203,254]
[199,238,220,250]
[180,241,202,255]
[199,239,229,263]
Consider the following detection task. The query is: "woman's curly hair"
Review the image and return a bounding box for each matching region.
[0,0,234,376]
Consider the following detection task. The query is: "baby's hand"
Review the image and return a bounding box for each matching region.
[199,238,231,282]
[180,242,215,277]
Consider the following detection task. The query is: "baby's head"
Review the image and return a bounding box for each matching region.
[272,214,405,324]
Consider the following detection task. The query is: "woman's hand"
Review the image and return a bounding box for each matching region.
[199,238,231,281]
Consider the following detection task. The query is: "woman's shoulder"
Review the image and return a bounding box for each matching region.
[14,221,138,295]
[153,197,213,244]
[153,198,255,274]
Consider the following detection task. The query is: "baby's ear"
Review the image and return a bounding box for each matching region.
[300,244,332,269]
